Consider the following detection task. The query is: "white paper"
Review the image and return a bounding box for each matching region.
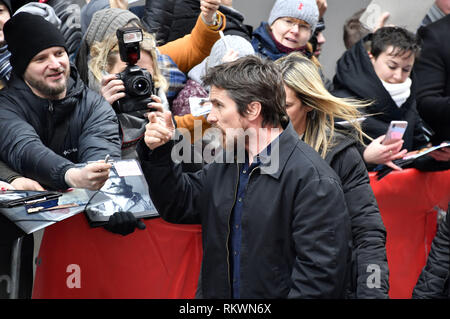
[189,97,212,117]
[114,159,143,177]
[359,0,435,33]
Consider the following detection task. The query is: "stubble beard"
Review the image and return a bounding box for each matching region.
[25,67,69,100]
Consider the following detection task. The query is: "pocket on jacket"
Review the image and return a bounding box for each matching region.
[272,266,290,297]
[311,230,337,268]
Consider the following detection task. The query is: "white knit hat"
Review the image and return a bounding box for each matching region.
[268,0,319,32]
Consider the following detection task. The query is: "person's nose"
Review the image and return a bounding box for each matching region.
[206,109,218,124]
[392,68,403,82]
[290,24,300,34]
[48,54,62,69]
[317,32,326,44]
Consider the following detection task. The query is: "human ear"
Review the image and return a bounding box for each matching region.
[246,101,262,121]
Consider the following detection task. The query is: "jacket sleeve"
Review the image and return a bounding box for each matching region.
[333,145,389,298]
[288,176,352,298]
[415,26,450,130]
[158,12,225,73]
[140,0,176,45]
[136,138,205,224]
[0,161,22,183]
[0,102,75,190]
[76,90,122,162]
[412,213,450,299]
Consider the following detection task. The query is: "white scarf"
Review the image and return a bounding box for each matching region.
[381,77,412,108]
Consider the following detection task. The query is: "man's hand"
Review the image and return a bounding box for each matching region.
[65,162,112,190]
[373,12,391,32]
[101,73,125,105]
[200,0,221,25]
[363,135,408,171]
[144,110,175,150]
[109,0,128,10]
[104,211,146,236]
[10,177,45,191]
[429,145,450,162]
[316,0,328,18]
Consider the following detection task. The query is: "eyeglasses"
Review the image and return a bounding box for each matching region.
[279,18,312,31]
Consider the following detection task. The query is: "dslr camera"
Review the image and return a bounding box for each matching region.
[113,27,155,114]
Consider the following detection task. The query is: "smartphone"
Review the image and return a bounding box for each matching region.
[382,121,408,145]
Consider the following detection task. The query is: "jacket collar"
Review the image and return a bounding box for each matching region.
[257,120,299,179]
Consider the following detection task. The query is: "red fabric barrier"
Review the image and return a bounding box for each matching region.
[369,169,450,299]
[33,169,450,299]
[32,215,202,299]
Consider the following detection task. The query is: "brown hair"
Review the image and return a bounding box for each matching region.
[202,55,288,128]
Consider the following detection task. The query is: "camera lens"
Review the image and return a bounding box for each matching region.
[132,78,150,95]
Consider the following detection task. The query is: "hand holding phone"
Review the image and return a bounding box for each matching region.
[382,121,408,145]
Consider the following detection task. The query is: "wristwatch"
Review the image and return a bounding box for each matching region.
[205,13,219,27]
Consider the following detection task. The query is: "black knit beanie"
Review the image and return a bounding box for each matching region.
[0,0,12,15]
[4,12,67,77]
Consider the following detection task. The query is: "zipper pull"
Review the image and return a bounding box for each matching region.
[48,101,53,112]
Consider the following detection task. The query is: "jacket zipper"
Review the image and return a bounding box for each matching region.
[46,101,54,145]
[226,163,240,296]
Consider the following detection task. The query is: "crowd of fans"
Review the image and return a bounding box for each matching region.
[0,0,449,299]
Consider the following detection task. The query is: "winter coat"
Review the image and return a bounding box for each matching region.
[158,13,225,74]
[251,22,316,62]
[0,65,121,190]
[415,14,450,144]
[324,132,389,298]
[137,122,352,298]
[142,0,252,45]
[332,35,430,152]
[412,211,450,299]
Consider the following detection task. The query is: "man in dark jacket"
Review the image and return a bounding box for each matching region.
[0,13,120,191]
[138,55,352,298]
[415,15,450,147]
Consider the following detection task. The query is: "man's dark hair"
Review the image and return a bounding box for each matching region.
[343,9,371,50]
[370,26,422,59]
[202,55,288,128]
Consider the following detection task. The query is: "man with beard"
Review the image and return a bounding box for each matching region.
[0,12,121,191]
[137,55,352,298]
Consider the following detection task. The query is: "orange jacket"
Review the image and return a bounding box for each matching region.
[159,12,226,73]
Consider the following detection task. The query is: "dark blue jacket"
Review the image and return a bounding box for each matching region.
[251,22,287,61]
[138,122,352,298]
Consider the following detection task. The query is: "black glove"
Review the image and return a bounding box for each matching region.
[104,211,146,236]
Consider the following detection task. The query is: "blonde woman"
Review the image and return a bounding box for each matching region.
[276,52,389,299]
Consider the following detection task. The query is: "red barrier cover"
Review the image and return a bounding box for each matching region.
[369,169,450,299]
[32,215,202,298]
[33,169,450,299]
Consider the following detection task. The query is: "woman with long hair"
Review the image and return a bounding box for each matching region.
[276,52,389,298]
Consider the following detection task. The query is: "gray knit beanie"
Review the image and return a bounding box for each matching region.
[76,8,140,85]
[85,8,140,48]
[268,0,319,32]
[207,35,255,70]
